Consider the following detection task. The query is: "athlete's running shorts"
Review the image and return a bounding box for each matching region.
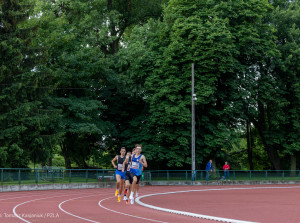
[125,171,132,184]
[115,170,125,180]
[130,172,141,183]
[136,175,141,184]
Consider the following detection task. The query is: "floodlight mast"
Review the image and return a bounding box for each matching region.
[191,63,196,175]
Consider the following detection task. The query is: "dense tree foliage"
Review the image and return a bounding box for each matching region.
[1,0,299,170]
[0,0,56,167]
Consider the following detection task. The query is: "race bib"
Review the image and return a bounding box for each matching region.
[131,161,139,169]
[127,163,131,171]
[118,164,123,170]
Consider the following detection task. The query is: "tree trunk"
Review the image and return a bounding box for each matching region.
[48,147,53,167]
[251,116,281,170]
[74,157,88,169]
[250,100,281,170]
[61,144,71,169]
[246,120,254,170]
[290,155,296,177]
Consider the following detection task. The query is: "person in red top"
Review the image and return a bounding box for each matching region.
[223,161,230,180]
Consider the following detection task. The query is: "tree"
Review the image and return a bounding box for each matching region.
[119,0,241,168]
[0,0,54,167]
[33,0,166,168]
[268,0,300,169]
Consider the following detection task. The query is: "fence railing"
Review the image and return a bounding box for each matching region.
[1,168,300,186]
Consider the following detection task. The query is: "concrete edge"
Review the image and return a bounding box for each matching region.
[1,180,300,192]
[145,180,300,186]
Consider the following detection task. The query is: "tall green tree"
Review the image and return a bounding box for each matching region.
[33,0,167,168]
[0,0,54,167]
[267,0,300,169]
[119,0,239,168]
[33,0,113,168]
[119,0,280,169]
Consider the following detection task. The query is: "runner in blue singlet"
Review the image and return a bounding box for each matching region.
[129,144,147,204]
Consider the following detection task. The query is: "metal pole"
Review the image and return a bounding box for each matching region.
[192,63,196,174]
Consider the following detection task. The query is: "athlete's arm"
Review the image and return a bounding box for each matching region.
[124,155,129,164]
[139,155,147,168]
[122,156,129,172]
[122,161,125,172]
[111,156,118,169]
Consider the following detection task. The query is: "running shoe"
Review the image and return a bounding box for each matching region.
[123,195,128,201]
[129,192,134,200]
[115,190,118,197]
[117,195,121,202]
[130,199,134,205]
[135,192,139,198]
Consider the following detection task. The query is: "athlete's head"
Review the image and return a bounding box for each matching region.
[120,147,126,156]
[136,144,142,154]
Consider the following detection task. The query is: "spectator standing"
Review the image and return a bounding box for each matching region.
[223,161,230,180]
[205,160,214,182]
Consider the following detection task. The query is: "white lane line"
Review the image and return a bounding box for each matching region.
[13,191,106,223]
[1,188,109,200]
[58,193,112,223]
[98,197,168,223]
[0,191,90,201]
[136,186,300,223]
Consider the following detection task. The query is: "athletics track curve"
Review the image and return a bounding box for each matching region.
[0,185,299,223]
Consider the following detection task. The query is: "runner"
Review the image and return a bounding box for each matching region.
[122,149,134,204]
[135,145,144,198]
[111,147,126,202]
[129,144,147,204]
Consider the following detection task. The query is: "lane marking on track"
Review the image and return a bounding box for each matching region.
[13,191,109,223]
[136,186,300,223]
[0,190,95,201]
[58,193,112,223]
[98,196,168,223]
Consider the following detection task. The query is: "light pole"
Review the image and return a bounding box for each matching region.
[191,63,197,176]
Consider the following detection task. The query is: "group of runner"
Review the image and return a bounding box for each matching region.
[111,144,147,205]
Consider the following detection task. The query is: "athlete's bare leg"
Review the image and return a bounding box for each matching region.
[136,183,139,197]
[115,175,122,196]
[119,179,124,195]
[124,180,131,203]
[124,180,131,195]
[128,184,132,197]
[131,176,138,196]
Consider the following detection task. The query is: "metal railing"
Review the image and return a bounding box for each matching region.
[1,168,300,186]
[147,170,300,183]
[0,168,118,185]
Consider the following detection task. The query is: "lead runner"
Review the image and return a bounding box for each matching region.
[129,144,147,204]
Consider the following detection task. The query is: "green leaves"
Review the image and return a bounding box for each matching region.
[1,0,299,170]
